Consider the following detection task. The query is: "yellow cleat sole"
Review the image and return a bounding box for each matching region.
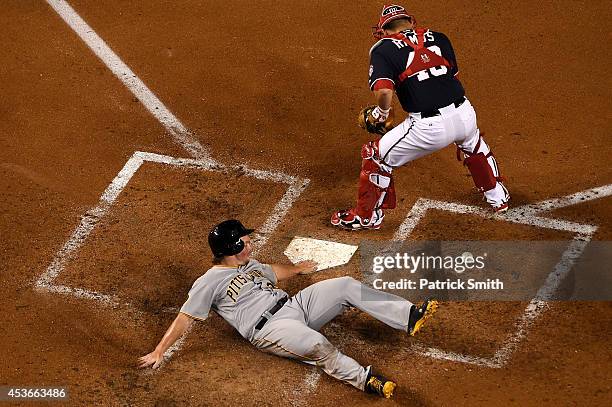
[410,300,439,336]
[383,381,397,399]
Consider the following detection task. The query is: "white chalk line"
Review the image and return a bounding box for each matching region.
[491,231,594,366]
[393,196,600,241]
[389,186,610,368]
[512,184,612,215]
[42,283,118,305]
[411,344,499,369]
[45,0,211,162]
[253,179,310,252]
[35,154,144,292]
[290,368,321,407]
[36,151,307,305]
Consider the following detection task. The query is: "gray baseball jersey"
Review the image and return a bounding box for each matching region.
[179,259,287,340]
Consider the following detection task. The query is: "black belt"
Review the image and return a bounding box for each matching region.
[419,96,466,119]
[254,297,288,331]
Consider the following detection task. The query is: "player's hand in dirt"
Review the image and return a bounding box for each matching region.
[138,351,164,369]
[295,260,319,274]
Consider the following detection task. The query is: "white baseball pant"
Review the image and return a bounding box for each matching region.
[378,98,509,207]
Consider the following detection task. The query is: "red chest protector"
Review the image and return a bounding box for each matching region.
[384,29,452,83]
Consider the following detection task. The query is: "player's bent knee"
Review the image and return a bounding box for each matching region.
[338,276,360,289]
[304,335,337,361]
[326,276,358,291]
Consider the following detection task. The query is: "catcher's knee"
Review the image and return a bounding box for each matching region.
[361,141,390,174]
[361,140,376,160]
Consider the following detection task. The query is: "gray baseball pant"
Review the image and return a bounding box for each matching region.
[250,276,413,390]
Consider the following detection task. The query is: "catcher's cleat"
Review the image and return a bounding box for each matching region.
[493,203,509,213]
[407,298,439,336]
[330,208,384,230]
[487,182,510,214]
[364,370,396,399]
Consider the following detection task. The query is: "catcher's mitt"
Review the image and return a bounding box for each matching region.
[358,105,394,136]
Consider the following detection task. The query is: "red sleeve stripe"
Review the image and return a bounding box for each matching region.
[370,78,395,91]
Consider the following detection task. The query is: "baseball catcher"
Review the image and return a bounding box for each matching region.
[332,4,510,230]
[139,220,438,398]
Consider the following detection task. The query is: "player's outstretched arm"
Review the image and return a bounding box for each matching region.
[271,261,318,282]
[138,312,194,369]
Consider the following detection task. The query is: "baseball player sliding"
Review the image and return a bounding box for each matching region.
[139,220,438,399]
[332,4,510,230]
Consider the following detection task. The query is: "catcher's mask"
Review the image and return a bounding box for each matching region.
[208,219,254,258]
[372,4,415,39]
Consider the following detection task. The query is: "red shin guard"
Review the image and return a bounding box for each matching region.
[464,152,497,192]
[355,142,396,219]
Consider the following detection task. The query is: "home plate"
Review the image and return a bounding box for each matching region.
[284,237,358,273]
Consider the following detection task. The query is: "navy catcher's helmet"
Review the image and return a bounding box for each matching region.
[208,220,254,257]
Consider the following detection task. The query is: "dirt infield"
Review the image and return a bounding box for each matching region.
[2,1,610,406]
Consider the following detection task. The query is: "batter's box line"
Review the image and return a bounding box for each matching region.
[391,185,612,368]
[34,151,310,307]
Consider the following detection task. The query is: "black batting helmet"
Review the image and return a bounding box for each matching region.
[208,220,254,257]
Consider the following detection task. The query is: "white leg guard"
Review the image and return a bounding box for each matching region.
[369,173,392,215]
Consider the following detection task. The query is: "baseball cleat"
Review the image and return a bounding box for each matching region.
[407,298,439,336]
[493,203,509,213]
[330,208,383,230]
[490,183,510,213]
[364,371,396,398]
